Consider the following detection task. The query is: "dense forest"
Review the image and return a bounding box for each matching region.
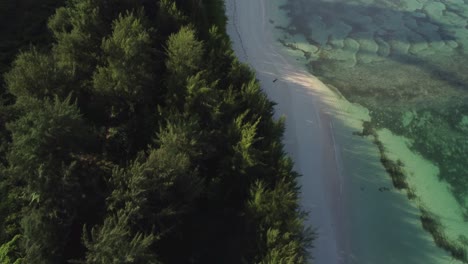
[0,0,312,263]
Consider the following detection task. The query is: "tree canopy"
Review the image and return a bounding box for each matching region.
[0,0,313,263]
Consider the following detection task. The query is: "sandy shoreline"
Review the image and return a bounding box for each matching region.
[224,0,463,263]
[226,0,346,262]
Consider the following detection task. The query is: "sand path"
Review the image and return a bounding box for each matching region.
[226,0,344,263]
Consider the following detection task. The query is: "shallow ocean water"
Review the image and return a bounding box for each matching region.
[274,0,468,261]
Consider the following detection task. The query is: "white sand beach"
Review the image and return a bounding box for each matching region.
[226,0,344,262]
[225,0,464,263]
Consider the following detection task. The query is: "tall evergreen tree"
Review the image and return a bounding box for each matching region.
[5,48,67,99]
[83,210,159,264]
[247,180,313,264]
[48,0,107,83]
[93,12,154,107]
[6,96,88,263]
[165,26,204,106]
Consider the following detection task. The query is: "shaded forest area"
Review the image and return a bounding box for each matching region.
[0,0,312,263]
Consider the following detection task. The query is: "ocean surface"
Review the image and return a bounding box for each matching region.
[271,0,468,262]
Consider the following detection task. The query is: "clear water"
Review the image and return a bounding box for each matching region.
[275,0,468,260]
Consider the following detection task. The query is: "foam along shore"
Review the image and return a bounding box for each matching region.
[225,0,464,263]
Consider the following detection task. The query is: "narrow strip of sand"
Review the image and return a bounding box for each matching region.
[225,0,344,263]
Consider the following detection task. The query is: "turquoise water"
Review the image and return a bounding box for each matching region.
[275,0,468,260]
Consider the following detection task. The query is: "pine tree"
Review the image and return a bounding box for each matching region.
[93,12,153,108]
[6,96,89,263]
[165,26,204,105]
[0,235,21,264]
[48,0,106,82]
[5,48,67,99]
[83,210,159,264]
[247,180,313,264]
[7,96,86,182]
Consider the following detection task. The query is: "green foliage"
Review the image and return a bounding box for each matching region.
[202,0,227,32]
[47,7,72,36]
[204,26,234,82]
[232,111,261,168]
[183,73,219,121]
[83,211,159,264]
[93,12,153,105]
[87,119,203,262]
[5,96,89,262]
[156,0,186,36]
[49,0,106,81]
[109,119,202,225]
[165,26,204,102]
[248,180,312,264]
[5,48,67,99]
[48,0,104,38]
[0,165,24,244]
[154,118,201,162]
[166,26,203,77]
[7,96,85,182]
[0,0,63,93]
[21,206,70,264]
[0,0,312,262]
[241,80,274,118]
[0,235,22,264]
